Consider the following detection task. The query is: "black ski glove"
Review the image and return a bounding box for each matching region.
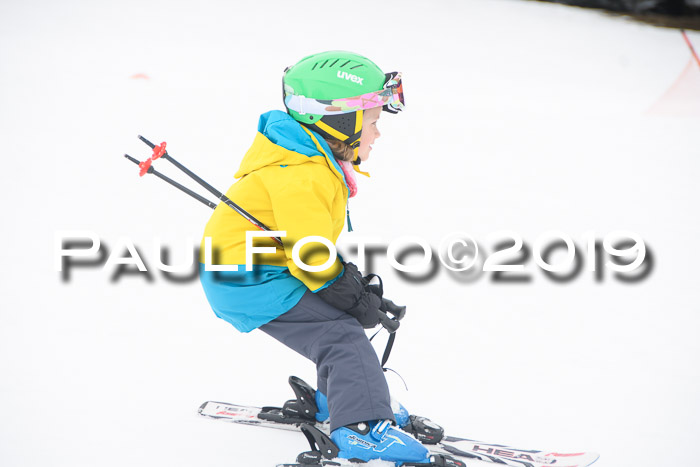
[366,278,407,321]
[315,262,382,328]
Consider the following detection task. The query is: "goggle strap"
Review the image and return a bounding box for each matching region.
[383,104,399,114]
[284,72,403,116]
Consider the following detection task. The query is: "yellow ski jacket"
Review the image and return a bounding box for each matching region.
[199,110,353,332]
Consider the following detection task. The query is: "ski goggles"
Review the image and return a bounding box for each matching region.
[284,72,405,116]
[381,71,404,114]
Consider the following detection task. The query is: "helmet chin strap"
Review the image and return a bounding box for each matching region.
[351,141,361,165]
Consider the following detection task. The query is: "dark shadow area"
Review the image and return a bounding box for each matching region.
[394,246,441,284]
[110,246,154,283]
[532,0,700,30]
[540,241,584,283]
[344,245,388,276]
[609,240,655,283]
[160,247,200,283]
[59,239,109,283]
[490,240,533,284]
[442,241,485,285]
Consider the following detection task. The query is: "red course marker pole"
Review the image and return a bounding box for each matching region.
[681,29,700,69]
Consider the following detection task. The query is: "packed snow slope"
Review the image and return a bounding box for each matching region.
[0,0,698,466]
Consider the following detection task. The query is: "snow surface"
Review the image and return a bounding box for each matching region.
[1,0,699,466]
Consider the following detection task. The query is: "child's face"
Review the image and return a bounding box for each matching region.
[357,107,382,162]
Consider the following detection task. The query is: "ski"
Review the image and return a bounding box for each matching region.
[198,400,599,467]
[276,461,392,467]
[275,459,461,467]
[428,437,599,467]
[198,400,330,432]
[276,457,464,467]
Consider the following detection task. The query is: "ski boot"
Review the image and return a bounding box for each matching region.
[316,390,444,444]
[266,376,445,445]
[391,399,444,445]
[290,423,464,466]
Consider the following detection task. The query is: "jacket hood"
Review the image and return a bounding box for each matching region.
[234,111,347,190]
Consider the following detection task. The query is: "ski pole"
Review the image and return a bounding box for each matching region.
[132,135,283,246]
[123,154,218,209]
[138,135,228,202]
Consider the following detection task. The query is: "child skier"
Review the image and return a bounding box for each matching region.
[199,51,436,465]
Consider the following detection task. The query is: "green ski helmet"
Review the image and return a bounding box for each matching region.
[282,50,404,161]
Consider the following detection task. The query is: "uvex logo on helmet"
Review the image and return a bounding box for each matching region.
[337,71,363,85]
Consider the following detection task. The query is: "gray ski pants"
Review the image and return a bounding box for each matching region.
[259,289,394,432]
